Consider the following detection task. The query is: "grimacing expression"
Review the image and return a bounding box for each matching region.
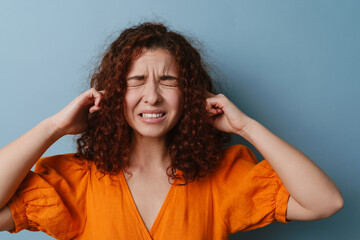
[124,49,183,139]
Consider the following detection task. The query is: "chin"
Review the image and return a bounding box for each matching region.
[134,130,168,139]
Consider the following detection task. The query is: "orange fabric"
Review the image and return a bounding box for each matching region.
[6,144,290,239]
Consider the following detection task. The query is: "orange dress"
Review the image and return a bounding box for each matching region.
[6,144,290,239]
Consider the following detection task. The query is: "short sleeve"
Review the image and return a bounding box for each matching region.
[212,145,290,234]
[6,153,90,239]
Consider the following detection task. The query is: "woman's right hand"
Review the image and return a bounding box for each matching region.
[50,88,104,136]
[0,89,104,210]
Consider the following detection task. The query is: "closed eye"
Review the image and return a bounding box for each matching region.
[126,75,179,87]
[126,75,145,87]
[160,75,177,80]
[127,75,145,81]
[160,75,179,87]
[127,80,145,87]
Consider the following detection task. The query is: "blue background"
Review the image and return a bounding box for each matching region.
[0,0,359,239]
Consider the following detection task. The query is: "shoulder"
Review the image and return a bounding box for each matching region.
[221,144,258,166]
[211,144,261,182]
[34,153,91,174]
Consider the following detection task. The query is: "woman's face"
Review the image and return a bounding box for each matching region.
[124,49,183,139]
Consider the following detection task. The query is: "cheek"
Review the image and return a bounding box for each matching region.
[172,92,184,112]
[124,91,138,109]
[124,93,136,119]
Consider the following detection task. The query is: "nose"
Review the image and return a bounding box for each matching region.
[143,79,162,104]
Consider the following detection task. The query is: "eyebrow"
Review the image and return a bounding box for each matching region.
[126,75,179,80]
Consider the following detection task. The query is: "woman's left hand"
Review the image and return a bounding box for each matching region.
[205,92,251,134]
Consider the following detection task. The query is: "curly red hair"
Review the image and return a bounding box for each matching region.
[75,22,231,185]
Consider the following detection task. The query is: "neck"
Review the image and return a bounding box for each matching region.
[128,133,170,172]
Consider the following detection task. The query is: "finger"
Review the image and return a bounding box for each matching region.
[206,99,224,113]
[215,108,224,114]
[205,97,218,110]
[206,96,222,110]
[89,88,103,107]
[89,105,101,113]
[207,108,218,115]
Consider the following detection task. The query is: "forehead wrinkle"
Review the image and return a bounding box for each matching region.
[128,50,178,78]
[146,62,176,78]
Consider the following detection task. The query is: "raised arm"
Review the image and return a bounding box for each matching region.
[205,92,344,221]
[0,88,103,210]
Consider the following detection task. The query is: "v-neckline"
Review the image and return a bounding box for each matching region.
[120,169,177,237]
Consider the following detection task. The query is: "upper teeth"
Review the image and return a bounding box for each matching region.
[141,113,165,118]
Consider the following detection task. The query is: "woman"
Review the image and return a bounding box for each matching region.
[0,22,343,239]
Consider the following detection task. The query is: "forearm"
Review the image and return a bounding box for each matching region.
[0,117,64,209]
[237,117,343,214]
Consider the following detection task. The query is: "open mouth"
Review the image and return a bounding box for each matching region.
[139,113,166,119]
